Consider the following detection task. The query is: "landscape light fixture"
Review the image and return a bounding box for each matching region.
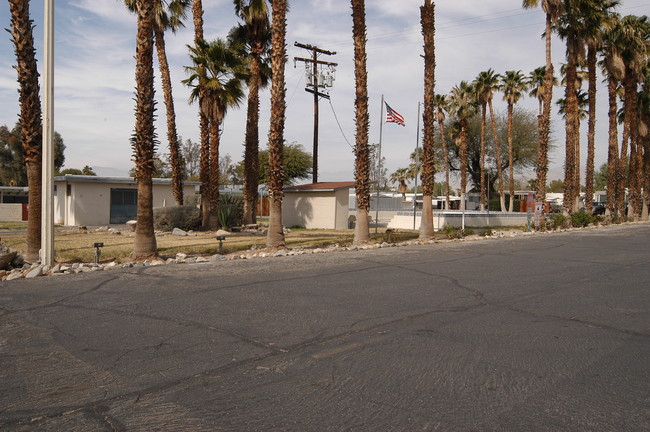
[92,242,104,264]
[216,235,226,251]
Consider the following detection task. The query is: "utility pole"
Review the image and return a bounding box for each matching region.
[294,42,337,183]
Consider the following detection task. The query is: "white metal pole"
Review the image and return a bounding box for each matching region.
[374,95,384,233]
[41,0,55,266]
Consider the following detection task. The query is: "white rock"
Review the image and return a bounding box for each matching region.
[26,265,44,279]
[172,228,188,236]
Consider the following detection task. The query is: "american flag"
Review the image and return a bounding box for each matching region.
[385,102,405,127]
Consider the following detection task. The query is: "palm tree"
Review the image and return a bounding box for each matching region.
[390,167,411,201]
[472,71,490,211]
[191,0,210,227]
[618,15,650,219]
[501,70,528,212]
[449,81,476,205]
[580,0,620,214]
[601,14,625,218]
[266,0,288,248]
[433,94,451,209]
[522,0,564,206]
[351,0,371,245]
[419,0,435,239]
[528,66,547,116]
[8,0,42,262]
[184,38,247,229]
[231,0,271,225]
[473,69,505,211]
[557,1,587,214]
[131,0,158,258]
[485,70,506,211]
[126,0,190,206]
[640,66,650,220]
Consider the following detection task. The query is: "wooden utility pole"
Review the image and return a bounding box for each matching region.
[294,42,337,183]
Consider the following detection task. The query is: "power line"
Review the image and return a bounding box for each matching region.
[327,98,354,150]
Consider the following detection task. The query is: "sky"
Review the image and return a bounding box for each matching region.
[1,0,649,185]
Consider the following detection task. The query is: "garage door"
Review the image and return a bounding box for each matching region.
[110,188,137,224]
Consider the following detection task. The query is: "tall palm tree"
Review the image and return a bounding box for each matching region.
[231,0,271,225]
[501,70,528,212]
[184,39,247,229]
[528,66,547,116]
[557,0,587,214]
[351,0,371,245]
[601,14,625,218]
[485,70,506,211]
[639,66,650,220]
[522,0,564,207]
[580,0,620,214]
[192,0,210,227]
[419,0,435,239]
[8,0,42,262]
[126,0,190,206]
[619,15,650,219]
[450,81,476,204]
[473,69,504,211]
[472,71,490,211]
[433,94,451,209]
[266,0,288,248]
[131,0,158,258]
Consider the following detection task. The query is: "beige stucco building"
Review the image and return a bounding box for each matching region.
[53,175,198,226]
[282,182,354,230]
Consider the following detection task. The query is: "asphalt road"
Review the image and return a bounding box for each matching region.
[1,224,649,431]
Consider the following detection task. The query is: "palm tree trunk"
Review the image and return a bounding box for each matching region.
[563,53,578,215]
[132,0,158,259]
[419,0,435,239]
[193,0,210,229]
[243,54,262,225]
[208,116,221,229]
[584,46,596,214]
[266,0,287,249]
[606,78,619,219]
[8,0,43,262]
[507,103,515,212]
[352,0,371,245]
[618,75,633,218]
[535,13,554,207]
[488,100,505,212]
[642,133,650,221]
[199,113,210,229]
[460,121,469,196]
[479,104,487,211]
[154,24,183,206]
[438,119,450,209]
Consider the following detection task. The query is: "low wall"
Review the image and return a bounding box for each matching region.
[387,210,530,230]
[0,204,24,222]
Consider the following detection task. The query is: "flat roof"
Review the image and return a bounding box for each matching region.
[284,181,356,192]
[53,175,200,186]
[0,186,29,196]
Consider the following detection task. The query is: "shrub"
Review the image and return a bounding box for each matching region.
[547,213,567,230]
[214,193,244,230]
[154,205,201,231]
[571,210,595,228]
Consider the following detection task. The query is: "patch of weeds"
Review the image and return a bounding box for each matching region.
[442,224,463,239]
[480,228,493,237]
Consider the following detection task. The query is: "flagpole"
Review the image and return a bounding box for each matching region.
[374,95,384,234]
[413,102,421,230]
